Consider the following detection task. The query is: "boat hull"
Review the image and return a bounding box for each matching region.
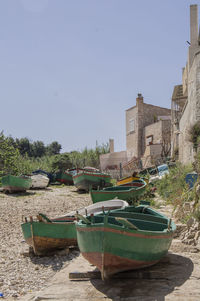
[2,175,32,193]
[21,200,129,255]
[73,172,111,191]
[118,180,147,187]
[76,222,173,279]
[21,221,77,255]
[31,174,49,189]
[117,176,148,186]
[55,171,74,185]
[90,185,146,204]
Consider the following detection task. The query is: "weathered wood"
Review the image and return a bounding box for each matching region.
[69,269,171,280]
[69,259,172,280]
[69,256,172,280]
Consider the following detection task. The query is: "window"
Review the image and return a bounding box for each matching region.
[146,135,153,145]
[129,118,135,133]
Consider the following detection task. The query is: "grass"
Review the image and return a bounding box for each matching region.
[193,207,200,222]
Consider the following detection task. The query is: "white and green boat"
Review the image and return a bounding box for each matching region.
[73,168,112,192]
[2,175,32,193]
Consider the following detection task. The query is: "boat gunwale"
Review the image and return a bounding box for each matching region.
[76,223,174,238]
[90,185,146,194]
[21,220,75,227]
[73,172,111,180]
[76,213,175,237]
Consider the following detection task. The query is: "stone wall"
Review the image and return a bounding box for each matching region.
[142,103,171,129]
[126,105,138,159]
[179,52,200,164]
[126,97,171,159]
[99,151,128,171]
[145,121,163,145]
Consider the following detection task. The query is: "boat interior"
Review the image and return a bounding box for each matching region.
[79,213,170,232]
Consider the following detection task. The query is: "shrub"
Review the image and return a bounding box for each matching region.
[188,121,200,151]
[156,162,193,204]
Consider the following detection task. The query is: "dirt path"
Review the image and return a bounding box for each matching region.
[1,187,200,300]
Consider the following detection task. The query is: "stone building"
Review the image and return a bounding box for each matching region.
[100,94,171,172]
[126,94,171,166]
[99,139,128,171]
[171,4,200,164]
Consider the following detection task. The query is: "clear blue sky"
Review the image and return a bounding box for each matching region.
[0,0,195,152]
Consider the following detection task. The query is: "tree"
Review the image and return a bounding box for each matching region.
[51,153,72,172]
[46,141,62,155]
[0,133,20,176]
[161,132,171,159]
[31,141,46,158]
[16,137,32,156]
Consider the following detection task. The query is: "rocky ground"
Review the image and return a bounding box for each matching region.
[0,185,91,299]
[1,186,200,300]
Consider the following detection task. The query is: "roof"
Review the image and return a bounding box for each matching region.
[126,102,171,112]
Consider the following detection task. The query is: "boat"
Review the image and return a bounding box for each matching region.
[2,175,32,193]
[149,164,169,183]
[31,174,49,189]
[117,178,148,187]
[63,199,128,217]
[55,170,74,185]
[90,181,146,204]
[139,166,158,177]
[32,170,56,184]
[21,214,77,255]
[21,199,128,255]
[55,168,84,185]
[73,168,112,191]
[117,175,148,186]
[76,205,176,280]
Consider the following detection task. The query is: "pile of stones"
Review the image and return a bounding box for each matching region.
[173,201,200,248]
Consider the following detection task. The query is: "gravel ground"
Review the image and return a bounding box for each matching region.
[0,185,91,299]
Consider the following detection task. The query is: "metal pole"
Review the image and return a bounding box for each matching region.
[119,163,122,179]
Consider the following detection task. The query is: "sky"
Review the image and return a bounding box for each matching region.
[0,0,196,152]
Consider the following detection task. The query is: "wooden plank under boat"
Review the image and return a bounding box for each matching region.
[21,200,128,255]
[76,205,176,280]
[90,181,146,204]
[2,175,32,193]
[73,169,112,192]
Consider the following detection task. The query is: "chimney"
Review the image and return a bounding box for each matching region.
[190,5,198,46]
[136,93,143,106]
[109,139,114,153]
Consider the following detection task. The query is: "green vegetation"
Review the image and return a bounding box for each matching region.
[0,132,109,178]
[188,121,200,151]
[193,207,200,222]
[156,163,193,204]
[155,160,200,223]
[0,133,21,177]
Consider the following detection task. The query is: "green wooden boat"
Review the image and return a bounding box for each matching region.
[21,200,128,255]
[73,169,112,192]
[76,205,176,280]
[2,175,32,193]
[55,168,83,185]
[117,179,148,187]
[90,181,146,204]
[55,171,74,185]
[21,214,77,255]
